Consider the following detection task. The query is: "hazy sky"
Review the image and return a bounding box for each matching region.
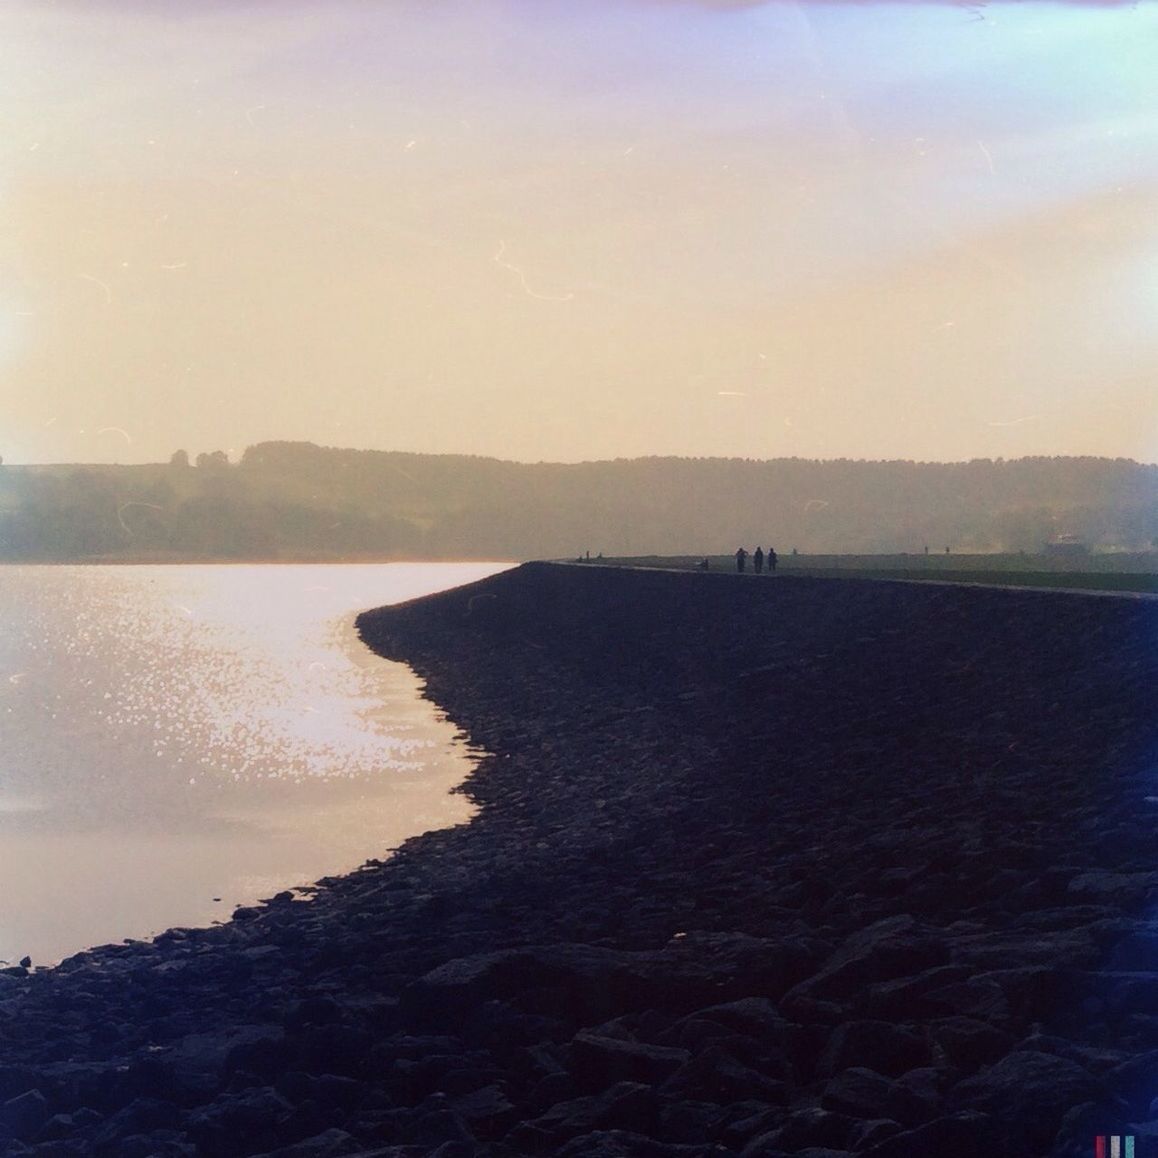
[2,0,1156,465]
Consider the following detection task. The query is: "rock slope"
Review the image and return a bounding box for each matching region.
[0,562,1155,1157]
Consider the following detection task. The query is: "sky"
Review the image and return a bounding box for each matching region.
[1,0,1156,466]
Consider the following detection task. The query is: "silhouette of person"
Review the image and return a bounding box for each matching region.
[699,557,710,571]
[735,547,748,573]
[753,546,764,573]
[768,547,778,572]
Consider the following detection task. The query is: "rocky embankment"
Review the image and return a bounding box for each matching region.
[1,562,1156,1157]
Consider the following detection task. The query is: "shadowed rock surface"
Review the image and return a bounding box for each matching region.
[0,562,1155,1156]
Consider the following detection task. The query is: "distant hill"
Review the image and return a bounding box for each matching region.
[0,442,1155,561]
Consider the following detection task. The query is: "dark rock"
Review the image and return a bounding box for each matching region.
[660,931,822,1000]
[659,1017,741,1054]
[783,917,949,1012]
[864,966,970,1019]
[821,1066,894,1118]
[284,997,344,1031]
[103,1135,196,1158]
[930,1016,1014,1069]
[684,998,791,1039]
[847,1118,903,1150]
[447,1084,517,1137]
[555,1129,722,1157]
[526,1070,578,1113]
[718,1103,786,1149]
[29,1140,92,1158]
[1053,1101,1132,1158]
[296,1025,375,1079]
[0,1069,41,1103]
[820,1066,934,1124]
[0,1089,50,1141]
[428,1143,477,1158]
[734,1138,791,1158]
[745,1107,854,1153]
[655,1099,726,1144]
[976,965,1079,1023]
[89,1098,184,1147]
[500,1120,555,1153]
[662,1045,789,1104]
[1067,871,1158,906]
[400,1106,476,1148]
[309,1075,367,1112]
[861,1111,995,1158]
[922,978,1009,1023]
[816,1020,931,1078]
[186,1087,295,1157]
[225,1034,290,1081]
[157,1026,286,1103]
[569,1030,690,1089]
[252,1128,364,1157]
[527,1081,657,1141]
[1105,1048,1158,1113]
[38,1113,85,1142]
[947,1050,1101,1150]
[892,1065,944,1116]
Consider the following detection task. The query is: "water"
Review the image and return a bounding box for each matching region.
[0,562,508,965]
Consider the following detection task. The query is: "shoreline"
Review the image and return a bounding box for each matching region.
[0,563,1155,1155]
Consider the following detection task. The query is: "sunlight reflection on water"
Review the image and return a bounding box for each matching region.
[0,562,508,964]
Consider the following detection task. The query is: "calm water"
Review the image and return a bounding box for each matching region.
[0,563,508,965]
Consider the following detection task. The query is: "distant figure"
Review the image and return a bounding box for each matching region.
[945,546,951,555]
[768,547,778,572]
[699,557,710,571]
[753,546,764,573]
[735,547,748,573]
[791,547,798,556]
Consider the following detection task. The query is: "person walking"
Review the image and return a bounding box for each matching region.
[753,546,764,573]
[767,547,778,572]
[735,547,748,573]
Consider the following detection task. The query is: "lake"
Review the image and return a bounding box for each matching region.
[0,562,508,966]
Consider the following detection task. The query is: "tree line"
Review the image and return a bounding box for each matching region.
[0,441,1154,561]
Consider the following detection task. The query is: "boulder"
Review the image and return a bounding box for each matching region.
[569,1031,690,1090]
[792,917,947,991]
[929,1017,1014,1070]
[861,1111,995,1158]
[816,1020,931,1079]
[662,1046,789,1105]
[252,1129,364,1158]
[0,1089,50,1141]
[821,1066,932,1124]
[948,1050,1101,1151]
[525,1082,658,1142]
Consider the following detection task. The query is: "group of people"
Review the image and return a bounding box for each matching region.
[735,546,777,573]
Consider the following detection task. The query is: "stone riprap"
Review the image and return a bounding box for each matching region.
[0,561,1155,1157]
